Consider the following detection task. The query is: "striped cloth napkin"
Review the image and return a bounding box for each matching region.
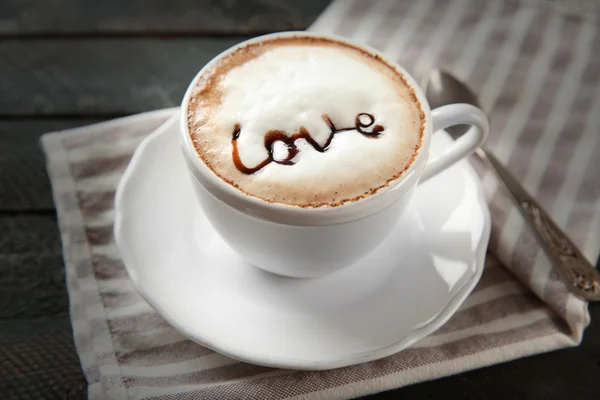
[42,0,599,398]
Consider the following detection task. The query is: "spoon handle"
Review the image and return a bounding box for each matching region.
[477,147,600,301]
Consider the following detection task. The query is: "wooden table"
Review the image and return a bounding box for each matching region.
[0,1,598,398]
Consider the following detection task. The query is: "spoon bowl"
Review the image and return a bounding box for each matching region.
[422,69,481,138]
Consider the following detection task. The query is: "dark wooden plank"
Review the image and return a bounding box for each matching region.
[0,37,252,116]
[0,119,104,210]
[0,0,330,36]
[0,214,69,319]
[0,317,84,398]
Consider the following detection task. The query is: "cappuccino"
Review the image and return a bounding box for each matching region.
[187,36,425,207]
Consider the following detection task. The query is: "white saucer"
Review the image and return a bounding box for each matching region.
[114,114,491,370]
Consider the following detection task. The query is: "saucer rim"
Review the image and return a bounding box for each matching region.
[114,112,491,370]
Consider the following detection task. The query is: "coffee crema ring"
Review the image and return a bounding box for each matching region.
[232,113,385,175]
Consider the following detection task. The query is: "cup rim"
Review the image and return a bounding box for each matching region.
[179,31,433,226]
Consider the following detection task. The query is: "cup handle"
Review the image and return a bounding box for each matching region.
[420,103,490,183]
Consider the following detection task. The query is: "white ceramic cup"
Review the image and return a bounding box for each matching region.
[179,32,489,278]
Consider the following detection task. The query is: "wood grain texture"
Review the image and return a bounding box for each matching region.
[0,0,330,35]
[0,318,84,399]
[0,119,103,210]
[0,38,251,116]
[0,215,69,319]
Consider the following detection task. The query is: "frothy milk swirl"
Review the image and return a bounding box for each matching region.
[187,37,425,207]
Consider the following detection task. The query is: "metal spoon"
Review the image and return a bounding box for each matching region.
[423,69,600,301]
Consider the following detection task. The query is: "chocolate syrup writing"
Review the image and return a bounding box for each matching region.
[232,113,384,174]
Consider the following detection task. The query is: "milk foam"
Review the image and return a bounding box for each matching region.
[187,37,425,207]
